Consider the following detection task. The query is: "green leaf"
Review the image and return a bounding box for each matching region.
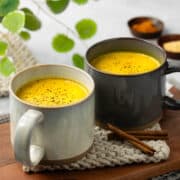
[72,53,84,69]
[46,0,69,14]
[52,34,74,53]
[0,0,19,16]
[0,41,8,56]
[19,31,31,41]
[0,56,15,76]
[2,10,25,33]
[0,16,3,22]
[25,14,41,31]
[21,8,33,15]
[75,18,97,39]
[73,0,88,5]
[21,8,41,31]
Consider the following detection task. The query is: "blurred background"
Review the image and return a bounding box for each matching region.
[20,0,180,65]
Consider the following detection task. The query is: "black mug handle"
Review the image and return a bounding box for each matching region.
[164,62,180,110]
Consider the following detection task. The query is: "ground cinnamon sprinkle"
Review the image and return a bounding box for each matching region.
[132,19,159,33]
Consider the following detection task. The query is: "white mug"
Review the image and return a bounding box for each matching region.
[9,64,95,166]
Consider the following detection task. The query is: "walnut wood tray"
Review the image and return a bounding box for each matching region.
[0,87,180,180]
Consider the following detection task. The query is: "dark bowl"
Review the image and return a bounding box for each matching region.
[128,16,164,39]
[158,34,180,60]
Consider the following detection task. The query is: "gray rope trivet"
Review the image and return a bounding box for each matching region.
[0,33,38,97]
[152,170,180,180]
[23,124,170,173]
[0,113,9,124]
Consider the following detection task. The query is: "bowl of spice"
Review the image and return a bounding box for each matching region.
[128,16,164,39]
[158,34,180,59]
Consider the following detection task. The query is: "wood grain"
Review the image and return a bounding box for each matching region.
[0,123,15,167]
[0,87,180,180]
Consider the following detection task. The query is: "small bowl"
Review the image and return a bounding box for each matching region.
[158,34,180,59]
[128,16,164,39]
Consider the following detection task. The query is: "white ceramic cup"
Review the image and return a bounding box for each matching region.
[9,64,95,166]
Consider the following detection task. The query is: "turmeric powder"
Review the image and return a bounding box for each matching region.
[132,20,159,33]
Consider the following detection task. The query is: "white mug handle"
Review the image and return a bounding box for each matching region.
[14,109,45,166]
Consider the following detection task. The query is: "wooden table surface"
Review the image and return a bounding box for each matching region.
[0,87,180,180]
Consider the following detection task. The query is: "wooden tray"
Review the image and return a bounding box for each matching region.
[0,87,180,180]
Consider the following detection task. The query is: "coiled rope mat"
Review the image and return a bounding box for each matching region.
[23,124,170,173]
[0,33,37,97]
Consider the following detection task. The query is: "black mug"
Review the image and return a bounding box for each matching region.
[86,38,180,129]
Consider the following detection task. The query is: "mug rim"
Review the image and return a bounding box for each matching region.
[86,37,167,77]
[9,64,95,109]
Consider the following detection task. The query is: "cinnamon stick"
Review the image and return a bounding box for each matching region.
[108,132,168,141]
[128,140,155,155]
[126,130,168,136]
[107,123,156,155]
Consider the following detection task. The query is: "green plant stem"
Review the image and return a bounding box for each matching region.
[31,0,88,48]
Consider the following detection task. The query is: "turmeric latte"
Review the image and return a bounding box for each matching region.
[16,78,89,106]
[90,52,160,75]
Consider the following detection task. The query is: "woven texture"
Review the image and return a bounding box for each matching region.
[0,33,37,97]
[0,113,9,124]
[23,124,170,173]
[152,170,180,180]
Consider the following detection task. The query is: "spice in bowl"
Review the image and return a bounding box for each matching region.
[128,17,164,39]
[157,34,180,59]
[163,40,180,53]
[132,19,159,33]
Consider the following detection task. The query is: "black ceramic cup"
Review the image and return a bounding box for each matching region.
[86,38,180,129]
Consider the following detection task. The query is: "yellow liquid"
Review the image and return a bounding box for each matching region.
[91,52,160,75]
[16,78,89,107]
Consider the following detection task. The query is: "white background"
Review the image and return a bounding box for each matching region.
[0,0,180,114]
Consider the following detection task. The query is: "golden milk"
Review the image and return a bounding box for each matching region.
[90,52,160,75]
[16,78,89,107]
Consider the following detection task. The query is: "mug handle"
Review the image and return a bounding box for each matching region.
[14,109,45,166]
[164,63,180,110]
